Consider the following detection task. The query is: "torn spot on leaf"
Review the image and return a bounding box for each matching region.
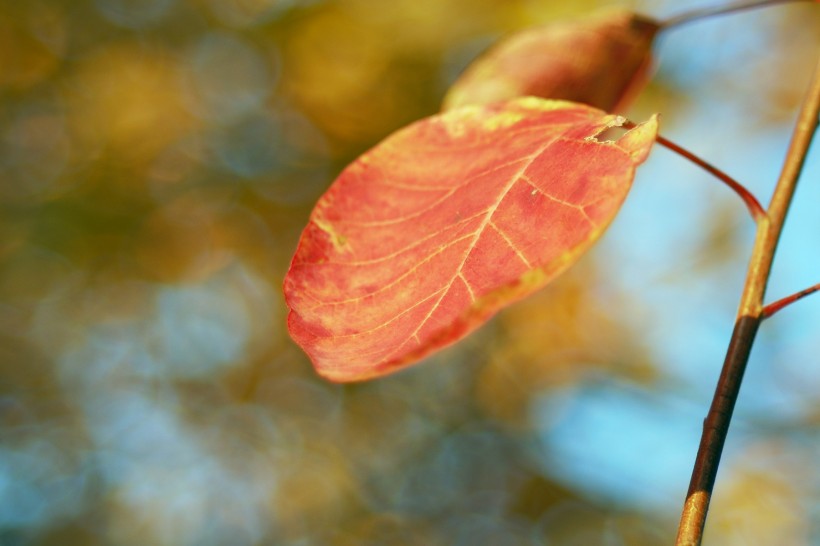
[584,115,628,143]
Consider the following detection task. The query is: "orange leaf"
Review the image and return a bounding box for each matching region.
[284,98,658,382]
[443,9,660,112]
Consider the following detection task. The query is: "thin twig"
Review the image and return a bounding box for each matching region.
[655,134,766,222]
[762,282,820,318]
[622,120,765,221]
[675,51,820,546]
[660,0,813,30]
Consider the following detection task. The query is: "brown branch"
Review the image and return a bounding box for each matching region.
[675,51,820,546]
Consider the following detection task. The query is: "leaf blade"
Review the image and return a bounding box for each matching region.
[285,98,658,382]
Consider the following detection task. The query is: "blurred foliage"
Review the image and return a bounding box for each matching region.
[0,1,818,545]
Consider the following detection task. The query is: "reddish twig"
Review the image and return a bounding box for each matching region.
[660,0,814,30]
[623,119,765,221]
[762,282,820,318]
[654,134,767,222]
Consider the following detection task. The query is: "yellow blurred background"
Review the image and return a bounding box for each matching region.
[1,0,818,544]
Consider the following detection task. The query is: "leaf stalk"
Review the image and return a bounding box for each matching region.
[660,0,814,30]
[654,134,766,222]
[762,282,820,318]
[675,51,820,546]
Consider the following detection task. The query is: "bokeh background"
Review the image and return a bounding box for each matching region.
[1,0,819,544]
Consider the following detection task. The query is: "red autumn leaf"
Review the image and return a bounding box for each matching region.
[443,9,660,113]
[284,98,658,382]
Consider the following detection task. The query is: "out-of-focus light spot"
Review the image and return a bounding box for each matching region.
[147,136,209,199]
[57,264,277,384]
[181,32,277,124]
[79,390,276,546]
[0,7,66,90]
[362,427,510,515]
[205,0,320,28]
[0,101,71,203]
[533,501,611,544]
[152,282,250,378]
[199,403,287,465]
[371,350,476,423]
[209,108,330,205]
[344,0,491,54]
[532,382,697,511]
[440,34,501,95]
[274,447,359,538]
[283,9,410,146]
[0,216,28,263]
[212,115,284,177]
[149,263,277,380]
[704,444,811,545]
[443,513,534,546]
[0,246,75,306]
[477,272,654,429]
[66,44,195,165]
[0,436,89,529]
[256,376,342,428]
[261,127,331,206]
[27,278,152,364]
[94,0,176,28]
[332,513,444,546]
[134,190,284,284]
[132,195,237,282]
[58,321,167,395]
[26,3,68,55]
